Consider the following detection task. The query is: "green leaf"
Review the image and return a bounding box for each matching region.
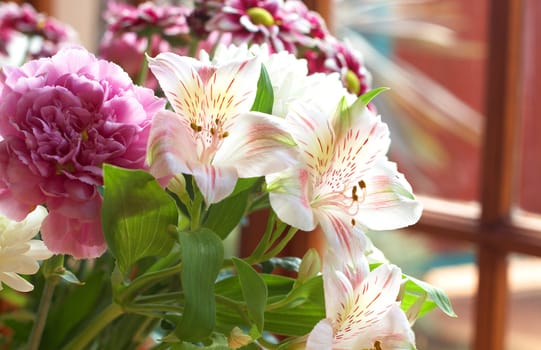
[358,87,390,106]
[250,65,274,114]
[102,164,178,274]
[232,257,268,337]
[203,179,259,239]
[403,274,457,317]
[176,228,225,342]
[259,257,301,274]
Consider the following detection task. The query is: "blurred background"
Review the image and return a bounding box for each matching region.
[7,0,541,349]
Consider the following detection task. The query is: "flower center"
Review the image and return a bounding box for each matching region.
[246,7,275,26]
[344,69,361,95]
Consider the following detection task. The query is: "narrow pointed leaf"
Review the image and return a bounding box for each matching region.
[403,274,457,317]
[232,257,268,337]
[177,228,224,341]
[102,165,178,274]
[250,65,274,114]
[359,87,390,106]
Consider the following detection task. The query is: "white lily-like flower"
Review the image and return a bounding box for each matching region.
[147,51,297,204]
[0,206,52,292]
[266,97,422,249]
[306,237,415,350]
[210,43,353,118]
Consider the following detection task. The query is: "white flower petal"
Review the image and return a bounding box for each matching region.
[0,272,34,292]
[147,53,203,117]
[147,110,198,178]
[27,240,54,260]
[356,159,423,230]
[192,164,238,205]
[214,112,297,177]
[306,318,334,350]
[266,168,316,232]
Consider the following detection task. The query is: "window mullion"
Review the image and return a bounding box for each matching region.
[476,0,524,349]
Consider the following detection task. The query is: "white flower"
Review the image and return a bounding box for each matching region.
[147,50,297,204]
[306,236,415,350]
[209,43,353,118]
[266,97,422,250]
[0,206,52,292]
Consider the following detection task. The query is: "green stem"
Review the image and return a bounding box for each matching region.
[190,181,204,231]
[125,303,184,315]
[134,292,183,304]
[259,226,298,262]
[215,295,251,325]
[61,303,123,350]
[136,36,152,86]
[26,276,59,350]
[249,211,276,259]
[117,264,182,305]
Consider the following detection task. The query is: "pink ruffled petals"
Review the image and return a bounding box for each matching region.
[41,211,106,259]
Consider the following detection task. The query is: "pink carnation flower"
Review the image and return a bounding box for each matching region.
[0,47,165,258]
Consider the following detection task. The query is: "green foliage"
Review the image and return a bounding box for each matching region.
[102,164,178,274]
[232,258,268,337]
[176,228,225,342]
[250,65,274,114]
[401,274,457,318]
[203,178,260,239]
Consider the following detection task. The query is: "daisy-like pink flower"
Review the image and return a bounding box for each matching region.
[324,39,372,96]
[146,51,297,205]
[0,2,76,61]
[0,47,165,258]
[103,1,190,37]
[306,236,415,350]
[266,97,421,250]
[206,0,311,53]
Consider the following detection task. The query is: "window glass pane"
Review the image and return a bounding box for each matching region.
[369,230,475,349]
[506,254,541,349]
[335,0,487,203]
[516,0,541,215]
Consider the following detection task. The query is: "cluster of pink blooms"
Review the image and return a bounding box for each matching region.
[0,2,75,61]
[100,0,370,96]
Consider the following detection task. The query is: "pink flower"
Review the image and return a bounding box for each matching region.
[324,39,372,96]
[103,1,190,37]
[0,47,165,258]
[0,2,76,60]
[206,0,311,53]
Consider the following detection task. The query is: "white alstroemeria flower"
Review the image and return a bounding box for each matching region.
[147,51,297,204]
[266,97,421,249]
[209,43,352,118]
[306,237,415,350]
[0,206,52,292]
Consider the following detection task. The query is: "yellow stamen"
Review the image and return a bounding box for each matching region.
[345,69,361,95]
[246,7,275,27]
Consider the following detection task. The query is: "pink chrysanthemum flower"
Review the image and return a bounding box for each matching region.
[206,0,311,53]
[0,2,76,61]
[104,1,190,37]
[324,39,372,96]
[0,47,165,258]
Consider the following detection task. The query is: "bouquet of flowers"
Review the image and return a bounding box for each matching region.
[0,1,455,349]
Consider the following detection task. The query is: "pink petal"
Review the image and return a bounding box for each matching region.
[41,211,106,259]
